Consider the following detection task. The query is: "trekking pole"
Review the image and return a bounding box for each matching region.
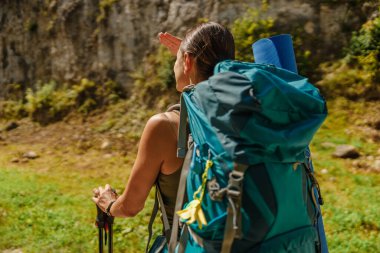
[96,205,105,253]
[107,213,114,253]
[96,205,115,253]
[99,225,104,253]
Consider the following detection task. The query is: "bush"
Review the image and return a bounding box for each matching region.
[25,81,74,124]
[230,1,275,62]
[0,79,125,125]
[97,0,119,23]
[318,13,380,100]
[0,100,26,120]
[72,79,123,114]
[93,45,180,137]
[230,2,315,79]
[348,13,380,84]
[129,45,178,109]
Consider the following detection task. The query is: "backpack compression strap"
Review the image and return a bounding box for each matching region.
[221,163,248,253]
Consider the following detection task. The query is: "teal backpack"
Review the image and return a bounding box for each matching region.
[166,60,327,253]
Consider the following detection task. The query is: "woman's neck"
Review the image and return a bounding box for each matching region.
[189,73,206,84]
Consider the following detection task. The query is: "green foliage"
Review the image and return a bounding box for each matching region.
[0,101,26,120]
[93,45,179,139]
[97,0,119,23]
[72,79,122,114]
[348,14,380,84]
[230,2,317,78]
[291,29,316,79]
[0,79,124,125]
[25,81,73,124]
[95,45,179,137]
[230,1,275,62]
[349,17,380,56]
[129,45,178,109]
[318,13,380,100]
[24,19,38,33]
[5,83,25,100]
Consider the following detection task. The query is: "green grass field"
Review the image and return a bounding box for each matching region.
[0,99,379,252]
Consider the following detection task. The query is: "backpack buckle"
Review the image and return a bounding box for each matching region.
[227,169,244,199]
[228,170,244,192]
[207,178,227,201]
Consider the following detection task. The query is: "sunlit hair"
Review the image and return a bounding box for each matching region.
[180,22,235,80]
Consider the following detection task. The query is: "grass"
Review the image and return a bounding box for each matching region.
[0,98,379,252]
[0,168,94,251]
[0,142,161,252]
[0,167,160,252]
[309,99,380,253]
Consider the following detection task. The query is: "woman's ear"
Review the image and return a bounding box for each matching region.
[183,52,194,75]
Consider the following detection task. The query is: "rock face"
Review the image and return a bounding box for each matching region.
[0,0,376,96]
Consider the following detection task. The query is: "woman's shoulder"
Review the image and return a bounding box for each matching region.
[149,111,179,125]
[146,112,179,139]
[149,111,178,123]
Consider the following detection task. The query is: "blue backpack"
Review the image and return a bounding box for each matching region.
[166,60,327,253]
[252,34,329,253]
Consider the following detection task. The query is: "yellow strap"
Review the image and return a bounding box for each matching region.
[177,159,213,229]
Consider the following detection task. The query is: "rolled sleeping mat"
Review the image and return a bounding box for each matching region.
[252,34,298,73]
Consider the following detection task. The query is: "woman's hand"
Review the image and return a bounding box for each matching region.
[158,32,182,56]
[92,184,118,213]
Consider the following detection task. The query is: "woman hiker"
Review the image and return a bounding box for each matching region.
[92,21,235,244]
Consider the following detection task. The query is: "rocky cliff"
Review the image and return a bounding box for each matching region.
[0,0,377,98]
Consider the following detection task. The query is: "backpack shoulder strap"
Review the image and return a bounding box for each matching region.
[146,185,171,252]
[158,186,171,240]
[162,106,180,141]
[168,142,194,253]
[177,96,188,158]
[167,104,180,113]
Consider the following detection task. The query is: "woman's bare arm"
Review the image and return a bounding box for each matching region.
[93,113,178,217]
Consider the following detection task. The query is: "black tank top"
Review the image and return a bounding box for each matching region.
[157,168,182,227]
